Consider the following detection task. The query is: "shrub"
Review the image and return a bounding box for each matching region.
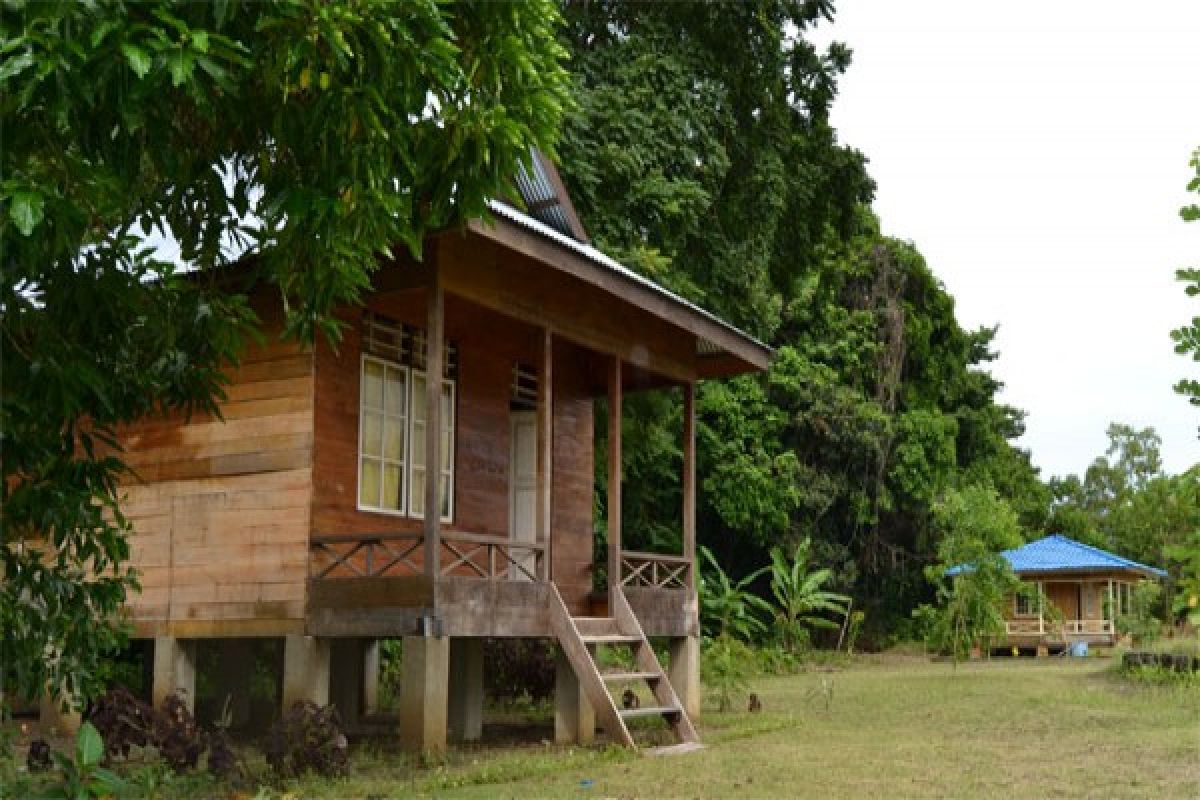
[265,702,348,778]
[701,635,756,712]
[483,639,555,706]
[88,688,206,773]
[152,693,205,773]
[88,686,155,761]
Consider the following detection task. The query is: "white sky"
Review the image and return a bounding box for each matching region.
[815,1,1200,479]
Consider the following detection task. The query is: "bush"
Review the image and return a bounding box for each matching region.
[265,702,348,778]
[86,687,206,773]
[88,686,155,761]
[701,635,755,712]
[483,639,555,706]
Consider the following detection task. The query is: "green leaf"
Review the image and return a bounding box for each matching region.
[166,48,194,87]
[120,43,152,78]
[77,721,104,767]
[0,51,34,82]
[9,190,44,236]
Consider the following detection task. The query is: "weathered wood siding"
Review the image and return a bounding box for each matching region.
[120,301,314,637]
[310,289,598,620]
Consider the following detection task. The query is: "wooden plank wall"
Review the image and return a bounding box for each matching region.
[311,291,598,614]
[119,298,314,637]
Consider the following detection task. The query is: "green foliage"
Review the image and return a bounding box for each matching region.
[698,547,772,641]
[1115,581,1164,644]
[700,635,756,713]
[34,722,128,800]
[767,538,850,651]
[1,0,570,707]
[560,0,1046,637]
[919,486,1023,661]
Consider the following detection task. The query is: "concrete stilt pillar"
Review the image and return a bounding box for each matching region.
[363,640,381,715]
[153,636,197,713]
[282,635,330,710]
[448,638,484,743]
[400,635,449,756]
[669,635,701,720]
[554,645,594,745]
[329,639,365,726]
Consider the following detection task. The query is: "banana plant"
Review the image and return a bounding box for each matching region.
[768,539,851,652]
[698,546,773,641]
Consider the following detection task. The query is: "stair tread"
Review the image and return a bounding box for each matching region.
[580,633,642,644]
[601,671,661,682]
[572,616,616,623]
[619,705,681,718]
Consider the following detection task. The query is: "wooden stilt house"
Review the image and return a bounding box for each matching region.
[61,156,771,753]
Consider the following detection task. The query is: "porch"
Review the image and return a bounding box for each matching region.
[1004,576,1136,645]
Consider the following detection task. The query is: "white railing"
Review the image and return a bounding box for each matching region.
[1005,619,1113,636]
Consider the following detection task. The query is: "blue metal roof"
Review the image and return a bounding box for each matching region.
[949,534,1166,578]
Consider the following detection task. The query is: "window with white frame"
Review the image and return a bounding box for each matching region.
[358,313,456,522]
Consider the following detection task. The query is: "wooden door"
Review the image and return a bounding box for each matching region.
[1045,582,1080,621]
[509,411,538,580]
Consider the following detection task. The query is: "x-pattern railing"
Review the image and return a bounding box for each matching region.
[620,550,691,589]
[310,533,422,579]
[438,531,547,581]
[309,531,546,581]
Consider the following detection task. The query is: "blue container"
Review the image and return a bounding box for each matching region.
[1069,641,1089,658]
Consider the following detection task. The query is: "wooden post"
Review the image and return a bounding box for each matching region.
[607,357,622,594]
[682,382,696,590]
[1037,581,1044,635]
[424,269,444,579]
[1107,579,1114,635]
[538,329,554,581]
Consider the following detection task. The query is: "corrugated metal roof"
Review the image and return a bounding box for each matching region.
[948,534,1166,578]
[485,199,772,361]
[514,152,577,240]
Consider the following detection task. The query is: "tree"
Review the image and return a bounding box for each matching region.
[918,486,1023,662]
[1172,146,1200,404]
[1,1,571,705]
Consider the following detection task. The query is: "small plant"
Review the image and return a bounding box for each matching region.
[265,702,348,778]
[36,722,127,800]
[701,635,756,713]
[207,695,242,781]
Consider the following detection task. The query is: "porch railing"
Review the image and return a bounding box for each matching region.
[1004,619,1113,636]
[309,531,547,582]
[619,550,691,590]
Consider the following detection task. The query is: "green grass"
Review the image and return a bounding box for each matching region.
[9,654,1200,798]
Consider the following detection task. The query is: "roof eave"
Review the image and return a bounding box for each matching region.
[468,202,773,376]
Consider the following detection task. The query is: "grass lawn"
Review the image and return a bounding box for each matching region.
[8,654,1200,798]
[293,653,1200,799]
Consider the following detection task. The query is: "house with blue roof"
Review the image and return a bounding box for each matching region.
[989,534,1165,649]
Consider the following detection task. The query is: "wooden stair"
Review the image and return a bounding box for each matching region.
[548,584,699,751]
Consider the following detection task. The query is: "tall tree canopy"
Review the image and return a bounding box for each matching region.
[557,0,1046,635]
[1,0,571,703]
